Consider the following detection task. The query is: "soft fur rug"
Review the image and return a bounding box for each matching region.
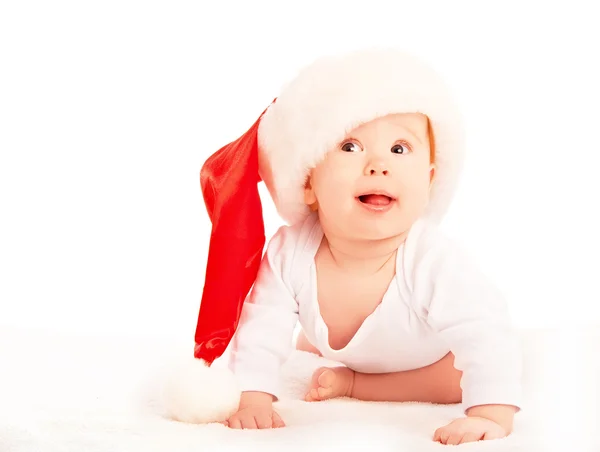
[0,327,597,452]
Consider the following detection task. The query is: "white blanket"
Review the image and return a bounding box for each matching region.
[0,327,597,451]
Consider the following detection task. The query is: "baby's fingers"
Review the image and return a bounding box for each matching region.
[237,413,259,429]
[446,432,463,446]
[227,417,243,429]
[253,413,274,429]
[461,432,483,444]
[433,427,449,444]
[272,412,285,428]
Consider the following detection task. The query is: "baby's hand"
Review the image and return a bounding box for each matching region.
[225,404,285,429]
[225,391,285,429]
[433,416,507,445]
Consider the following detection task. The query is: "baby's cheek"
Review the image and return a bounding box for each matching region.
[402,172,431,197]
[319,174,353,196]
[398,184,430,215]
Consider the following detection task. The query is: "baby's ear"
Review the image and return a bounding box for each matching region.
[304,176,317,208]
[429,164,436,189]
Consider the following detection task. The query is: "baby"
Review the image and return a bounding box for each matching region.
[188,49,522,446]
[223,111,522,445]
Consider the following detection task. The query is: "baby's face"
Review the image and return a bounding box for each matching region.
[304,113,435,240]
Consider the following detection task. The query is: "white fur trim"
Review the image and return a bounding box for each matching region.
[162,358,240,424]
[257,47,466,225]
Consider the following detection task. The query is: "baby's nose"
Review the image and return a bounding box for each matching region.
[365,161,389,176]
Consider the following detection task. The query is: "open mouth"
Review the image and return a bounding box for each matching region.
[357,194,394,206]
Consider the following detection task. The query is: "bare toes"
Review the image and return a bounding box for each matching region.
[309,387,320,400]
[305,367,335,401]
[317,368,337,390]
[317,384,334,399]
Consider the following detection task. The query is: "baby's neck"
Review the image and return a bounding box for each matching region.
[321,231,408,275]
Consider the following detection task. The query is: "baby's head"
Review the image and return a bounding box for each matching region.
[304,112,436,240]
[256,48,465,232]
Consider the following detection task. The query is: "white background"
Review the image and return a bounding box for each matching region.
[1,0,599,341]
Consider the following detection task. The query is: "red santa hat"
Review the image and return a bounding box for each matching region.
[163,47,466,423]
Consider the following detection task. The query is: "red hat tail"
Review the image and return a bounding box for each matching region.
[194,107,270,364]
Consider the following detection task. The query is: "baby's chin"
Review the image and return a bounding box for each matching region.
[342,215,415,242]
[354,224,411,242]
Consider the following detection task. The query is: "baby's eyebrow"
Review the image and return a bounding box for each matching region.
[396,126,423,144]
[340,126,424,146]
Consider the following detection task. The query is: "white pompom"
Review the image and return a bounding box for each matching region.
[162,357,241,424]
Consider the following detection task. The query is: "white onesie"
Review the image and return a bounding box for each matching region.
[228,212,522,412]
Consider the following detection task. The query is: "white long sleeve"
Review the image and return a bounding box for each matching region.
[228,224,300,400]
[409,225,523,412]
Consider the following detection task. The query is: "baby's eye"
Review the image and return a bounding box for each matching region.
[391,143,411,154]
[341,141,363,152]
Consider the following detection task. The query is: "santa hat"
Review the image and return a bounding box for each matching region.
[162,47,466,423]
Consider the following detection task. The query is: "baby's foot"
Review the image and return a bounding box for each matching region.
[304,366,355,402]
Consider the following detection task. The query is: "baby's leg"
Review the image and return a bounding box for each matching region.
[351,352,462,403]
[306,352,462,405]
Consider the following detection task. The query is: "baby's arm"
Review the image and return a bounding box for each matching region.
[414,238,522,444]
[226,226,300,428]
